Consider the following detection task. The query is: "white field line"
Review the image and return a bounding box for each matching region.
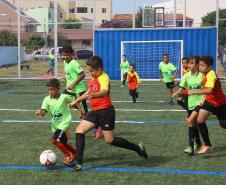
[0,108,185,112]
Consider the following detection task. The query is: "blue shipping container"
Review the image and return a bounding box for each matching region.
[94,27,217,80]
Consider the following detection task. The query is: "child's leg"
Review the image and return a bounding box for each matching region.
[197,109,212,146]
[52,130,71,157]
[75,120,96,165]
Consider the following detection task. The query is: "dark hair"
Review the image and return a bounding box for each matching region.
[62,45,74,54]
[86,56,103,69]
[199,56,213,66]
[182,57,190,62]
[122,54,126,57]
[163,54,169,58]
[129,64,135,68]
[190,56,200,65]
[47,78,60,88]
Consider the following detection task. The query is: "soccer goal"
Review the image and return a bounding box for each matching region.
[121,40,183,81]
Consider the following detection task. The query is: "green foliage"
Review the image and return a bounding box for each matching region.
[135,7,143,28]
[202,9,226,47]
[22,34,45,53]
[0,30,17,46]
[62,18,82,29]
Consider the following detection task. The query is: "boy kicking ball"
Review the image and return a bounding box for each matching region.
[67,56,148,171]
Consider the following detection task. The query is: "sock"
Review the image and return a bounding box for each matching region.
[188,127,195,148]
[110,137,140,154]
[123,79,126,86]
[76,133,85,165]
[194,126,202,147]
[132,95,136,103]
[198,123,211,146]
[52,139,71,157]
[177,99,187,110]
[65,143,76,155]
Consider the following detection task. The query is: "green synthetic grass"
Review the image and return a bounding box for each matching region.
[1,80,226,185]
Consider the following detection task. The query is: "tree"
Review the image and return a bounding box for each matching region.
[0,30,17,46]
[135,7,143,28]
[100,20,132,28]
[22,34,45,53]
[62,18,82,29]
[202,9,226,47]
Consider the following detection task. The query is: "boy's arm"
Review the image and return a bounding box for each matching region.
[188,88,213,95]
[173,69,179,79]
[35,109,47,117]
[172,88,183,98]
[68,90,90,108]
[67,72,85,90]
[159,70,163,81]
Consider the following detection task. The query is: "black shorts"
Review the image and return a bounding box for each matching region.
[201,100,226,120]
[123,73,128,80]
[188,105,201,117]
[165,81,174,89]
[84,106,115,131]
[129,89,137,96]
[63,90,88,113]
[52,129,67,144]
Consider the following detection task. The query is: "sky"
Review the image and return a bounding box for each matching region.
[112,0,168,14]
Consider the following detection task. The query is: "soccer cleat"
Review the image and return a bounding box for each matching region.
[68,160,82,171]
[63,153,76,166]
[137,143,148,159]
[94,127,103,139]
[197,146,211,154]
[168,100,174,105]
[184,146,194,156]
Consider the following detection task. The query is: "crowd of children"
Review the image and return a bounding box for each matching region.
[36,47,226,171]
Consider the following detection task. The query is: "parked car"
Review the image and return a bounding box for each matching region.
[32,50,49,60]
[49,47,63,56]
[76,49,93,60]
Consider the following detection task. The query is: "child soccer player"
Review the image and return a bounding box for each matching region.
[61,45,102,139]
[120,55,130,87]
[177,57,190,111]
[67,56,148,171]
[127,64,140,103]
[35,78,76,165]
[159,54,179,104]
[188,55,226,153]
[173,56,206,156]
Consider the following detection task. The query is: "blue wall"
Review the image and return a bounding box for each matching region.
[94,27,217,80]
[0,47,25,67]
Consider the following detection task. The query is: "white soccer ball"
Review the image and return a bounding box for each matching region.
[39,150,57,166]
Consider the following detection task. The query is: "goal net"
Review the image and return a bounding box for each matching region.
[121,40,183,81]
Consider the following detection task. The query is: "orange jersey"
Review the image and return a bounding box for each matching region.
[88,72,112,111]
[127,71,140,90]
[181,69,189,94]
[203,70,226,107]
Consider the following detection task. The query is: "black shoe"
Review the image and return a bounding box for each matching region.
[138,143,148,159]
[135,92,139,98]
[168,101,174,105]
[68,160,82,171]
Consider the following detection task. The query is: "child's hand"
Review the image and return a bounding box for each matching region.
[68,101,78,109]
[35,109,45,117]
[67,84,74,90]
[172,92,178,98]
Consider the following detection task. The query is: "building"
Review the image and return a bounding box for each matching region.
[152,0,226,27]
[0,0,38,37]
[10,0,112,27]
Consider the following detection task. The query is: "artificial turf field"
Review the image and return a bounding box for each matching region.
[1,79,226,185]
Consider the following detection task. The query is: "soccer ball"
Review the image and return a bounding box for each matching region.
[39,150,57,166]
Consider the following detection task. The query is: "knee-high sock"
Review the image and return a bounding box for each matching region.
[52,139,71,157]
[194,126,202,147]
[198,123,211,146]
[188,127,195,148]
[65,143,76,155]
[76,133,85,165]
[110,137,140,153]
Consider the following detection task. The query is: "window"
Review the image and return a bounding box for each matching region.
[69,8,75,13]
[59,13,63,18]
[102,19,107,24]
[91,8,93,13]
[77,7,88,13]
[82,40,91,46]
[102,8,106,13]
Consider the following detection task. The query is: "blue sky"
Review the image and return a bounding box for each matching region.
[112,0,168,14]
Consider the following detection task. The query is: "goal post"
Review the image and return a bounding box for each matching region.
[120,40,183,81]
